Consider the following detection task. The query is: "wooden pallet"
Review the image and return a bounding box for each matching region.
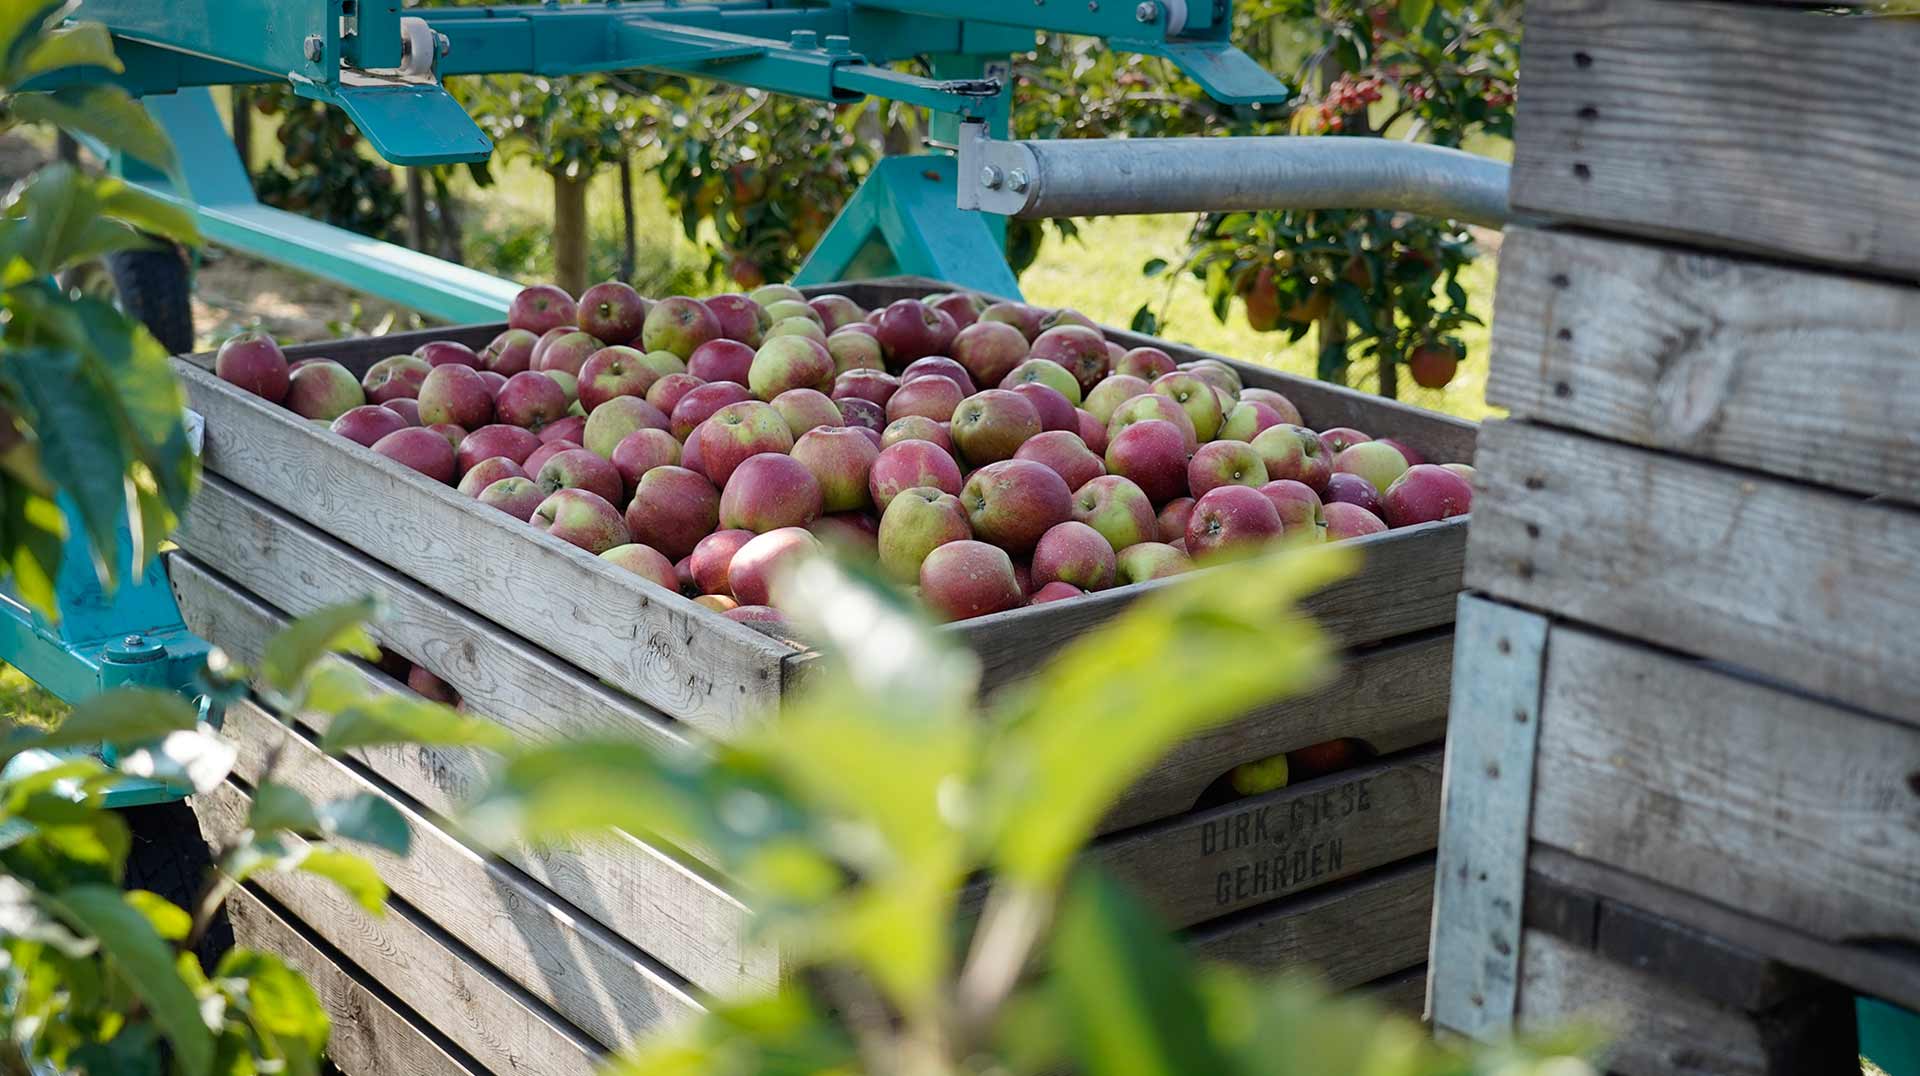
[1429,2,1920,1070]
[169,280,1474,1072]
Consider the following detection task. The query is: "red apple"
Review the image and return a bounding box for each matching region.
[457,424,541,474]
[771,388,842,438]
[832,368,899,407]
[477,370,508,396]
[1186,485,1283,559]
[1324,500,1389,541]
[1040,308,1100,334]
[720,453,823,532]
[494,371,569,430]
[978,301,1044,341]
[900,356,978,396]
[1443,462,1476,482]
[728,527,820,607]
[1187,440,1269,498]
[416,340,480,368]
[1108,393,1197,452]
[749,336,835,400]
[869,439,963,512]
[765,299,822,328]
[1115,542,1193,584]
[826,329,885,374]
[532,488,629,554]
[1000,358,1082,405]
[706,293,771,346]
[534,330,605,378]
[633,349,686,381]
[578,346,662,411]
[1239,387,1302,426]
[539,414,587,445]
[877,486,972,583]
[1183,358,1242,394]
[535,447,624,505]
[544,370,579,408]
[1257,479,1326,537]
[928,291,986,331]
[1323,472,1384,517]
[610,428,681,491]
[686,339,757,386]
[1218,401,1286,443]
[791,426,878,513]
[1156,496,1195,544]
[695,400,794,487]
[837,398,885,436]
[1376,437,1426,467]
[1083,375,1152,425]
[645,372,706,415]
[331,404,410,448]
[669,382,753,441]
[1029,325,1110,394]
[624,465,720,559]
[599,542,677,590]
[1104,419,1190,504]
[215,331,290,402]
[1333,441,1410,495]
[523,439,580,479]
[578,281,649,346]
[509,284,578,336]
[1251,424,1333,493]
[418,364,494,429]
[809,512,880,562]
[382,398,421,426]
[1381,464,1472,527]
[919,540,1022,621]
[885,376,965,423]
[642,296,723,359]
[1032,521,1116,592]
[457,456,527,498]
[480,328,538,376]
[1072,475,1157,552]
[950,388,1042,466]
[692,529,756,596]
[1318,426,1372,454]
[873,298,957,365]
[1076,409,1108,455]
[1029,581,1083,605]
[583,396,671,459]
[808,294,867,332]
[431,422,471,450]
[407,665,460,705]
[694,593,737,613]
[477,476,546,520]
[1015,430,1104,491]
[959,459,1072,554]
[362,355,431,405]
[285,360,365,420]
[1009,382,1077,434]
[1114,346,1176,381]
[951,320,1031,386]
[881,416,951,452]
[1151,371,1225,443]
[371,427,456,484]
[750,284,806,308]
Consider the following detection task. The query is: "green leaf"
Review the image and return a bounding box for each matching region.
[0,480,64,617]
[10,85,179,176]
[1398,0,1435,31]
[2,686,197,761]
[982,544,1355,887]
[94,180,199,247]
[246,781,320,836]
[52,885,216,1076]
[0,163,151,272]
[293,846,387,915]
[0,345,129,573]
[0,2,69,77]
[116,727,237,794]
[317,687,514,755]
[1051,870,1233,1076]
[14,21,123,81]
[261,597,381,694]
[216,949,329,1076]
[316,792,410,856]
[0,875,95,956]
[123,889,191,942]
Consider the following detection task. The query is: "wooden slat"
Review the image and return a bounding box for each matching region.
[1427,596,1548,1040]
[1097,749,1441,929]
[1362,966,1428,1020]
[1466,420,1920,721]
[955,519,1465,691]
[168,554,776,998]
[1516,929,1859,1076]
[180,477,688,754]
[1101,631,1451,833]
[215,703,704,1046]
[223,887,484,1076]
[1527,625,1920,958]
[1511,0,1920,280]
[1488,227,1920,502]
[202,785,607,1076]
[1186,859,1434,987]
[176,359,792,738]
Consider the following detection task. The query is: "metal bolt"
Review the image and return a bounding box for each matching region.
[436,31,451,57]
[979,165,1005,190]
[123,634,146,649]
[823,34,852,54]
[1006,168,1030,193]
[1088,0,1099,9]
[1135,1,1159,22]
[788,29,818,50]
[303,35,324,62]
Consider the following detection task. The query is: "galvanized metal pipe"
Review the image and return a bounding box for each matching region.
[959,130,1513,228]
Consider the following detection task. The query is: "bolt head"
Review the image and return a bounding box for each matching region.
[980,165,1005,190]
[304,34,324,62]
[1007,168,1030,193]
[1135,1,1160,22]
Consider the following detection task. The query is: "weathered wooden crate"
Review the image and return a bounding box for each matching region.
[1429,1,1920,1071]
[166,277,1472,1073]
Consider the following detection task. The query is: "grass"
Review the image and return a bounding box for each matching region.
[1,661,66,731]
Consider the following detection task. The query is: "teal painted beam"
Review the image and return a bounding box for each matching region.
[796,156,1019,298]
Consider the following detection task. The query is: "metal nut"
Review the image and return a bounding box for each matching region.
[1006,169,1030,194]
[1135,1,1160,22]
[980,165,1005,190]
[303,35,324,62]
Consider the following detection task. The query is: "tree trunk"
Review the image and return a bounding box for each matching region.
[1376,352,1399,400]
[551,169,589,296]
[1317,314,1349,388]
[406,168,430,251]
[230,88,252,173]
[432,171,465,265]
[617,155,637,283]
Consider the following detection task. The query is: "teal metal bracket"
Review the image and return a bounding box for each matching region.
[793,154,1021,298]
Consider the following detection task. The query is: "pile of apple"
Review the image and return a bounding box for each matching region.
[213,281,1471,627]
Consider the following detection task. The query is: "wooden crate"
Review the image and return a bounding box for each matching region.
[167,278,1473,1072]
[1429,1,1920,1070]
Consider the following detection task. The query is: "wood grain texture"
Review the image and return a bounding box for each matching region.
[1529,845,1920,1014]
[167,554,776,998]
[1428,596,1548,1041]
[1466,420,1920,720]
[1098,749,1440,929]
[1528,625,1920,951]
[224,887,483,1076]
[201,785,609,1076]
[1186,858,1434,987]
[1489,227,1920,502]
[180,476,689,755]
[1512,0,1920,279]
[216,704,704,1045]
[177,359,791,737]
[1516,929,1859,1076]
[1102,631,1452,832]
[1362,966,1427,1019]
[953,520,1465,694]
